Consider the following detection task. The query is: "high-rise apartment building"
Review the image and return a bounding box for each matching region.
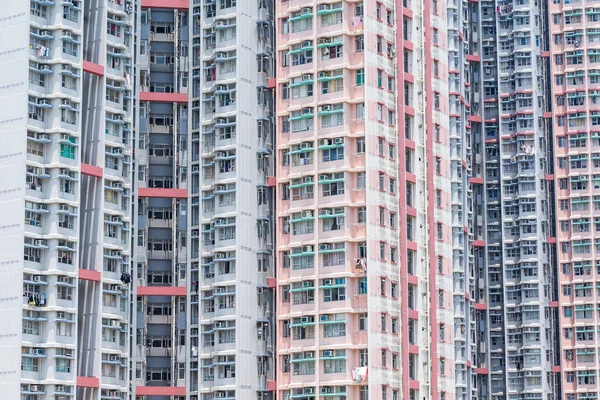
[0,0,135,399]
[134,0,276,399]
[468,0,558,399]
[550,0,600,399]
[273,0,455,399]
[2,0,592,399]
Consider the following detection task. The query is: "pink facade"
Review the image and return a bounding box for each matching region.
[275,0,454,399]
[551,0,600,397]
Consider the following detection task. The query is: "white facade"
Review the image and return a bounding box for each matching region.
[0,1,134,399]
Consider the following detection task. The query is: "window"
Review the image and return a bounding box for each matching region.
[323,279,346,302]
[358,313,367,330]
[60,136,77,159]
[354,103,365,121]
[356,69,364,86]
[356,137,366,154]
[357,206,366,223]
[355,35,364,52]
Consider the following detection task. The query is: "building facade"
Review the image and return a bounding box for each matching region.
[550,0,600,399]
[0,0,584,400]
[0,0,135,399]
[272,0,456,399]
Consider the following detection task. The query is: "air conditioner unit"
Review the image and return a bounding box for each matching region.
[59,204,69,211]
[216,185,226,191]
[304,387,314,394]
[319,139,330,146]
[302,74,312,81]
[62,99,71,106]
[334,138,344,144]
[302,210,313,218]
[33,348,44,355]
[320,315,331,322]
[60,168,70,176]
[110,355,118,361]
[302,281,312,287]
[34,239,46,246]
[112,182,123,188]
[300,316,309,323]
[215,218,224,225]
[321,105,332,111]
[216,393,226,399]
[111,250,121,257]
[30,385,43,392]
[215,322,225,328]
[63,31,73,38]
[304,176,313,183]
[318,4,330,11]
[113,148,123,154]
[216,151,227,158]
[300,142,311,149]
[59,276,70,283]
[323,350,334,357]
[39,99,50,106]
[319,174,329,181]
[215,253,225,259]
[318,38,330,45]
[33,276,44,282]
[37,204,48,211]
[320,209,331,216]
[60,133,70,141]
[215,20,225,27]
[303,245,313,252]
[320,244,331,251]
[111,216,122,223]
[216,53,226,59]
[302,8,311,15]
[302,108,312,114]
[323,278,333,285]
[217,85,227,91]
[318,71,328,78]
[110,285,120,291]
[40,65,51,71]
[55,385,65,393]
[41,30,51,36]
[217,118,227,124]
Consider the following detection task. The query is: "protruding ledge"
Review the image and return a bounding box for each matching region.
[81,163,103,178]
[77,376,100,388]
[137,286,186,296]
[79,269,101,282]
[141,0,188,8]
[83,61,104,77]
[136,386,187,396]
[139,92,188,103]
[138,188,188,199]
